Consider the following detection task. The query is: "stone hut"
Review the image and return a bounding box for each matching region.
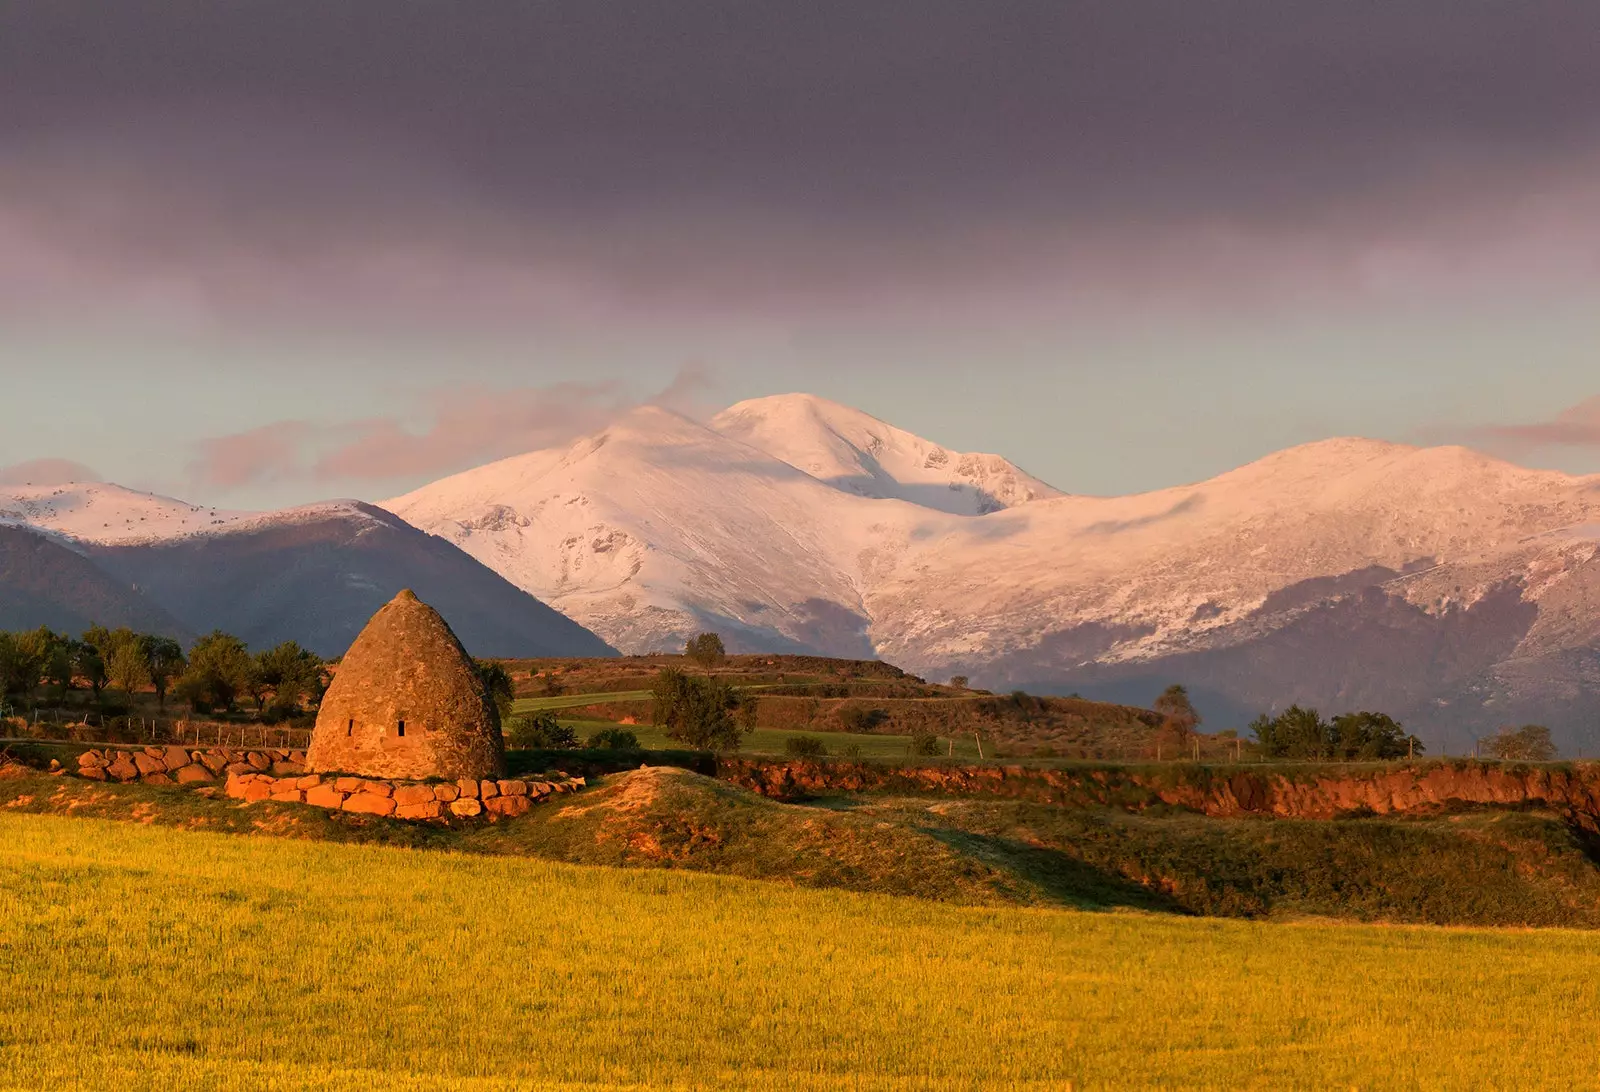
[308,589,506,781]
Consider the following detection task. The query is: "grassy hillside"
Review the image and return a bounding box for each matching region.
[506,652,1175,758]
[6,767,1600,926]
[6,811,1600,1090]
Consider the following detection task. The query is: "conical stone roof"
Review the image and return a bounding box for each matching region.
[308,589,506,780]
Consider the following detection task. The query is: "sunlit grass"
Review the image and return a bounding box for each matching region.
[3,813,1599,1089]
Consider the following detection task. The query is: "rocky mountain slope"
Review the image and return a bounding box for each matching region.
[0,484,614,659]
[387,395,1600,751]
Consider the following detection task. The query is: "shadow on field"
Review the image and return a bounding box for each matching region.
[921,827,1184,913]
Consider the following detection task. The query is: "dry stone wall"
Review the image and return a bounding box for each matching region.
[68,745,581,822]
[225,770,584,819]
[75,745,305,785]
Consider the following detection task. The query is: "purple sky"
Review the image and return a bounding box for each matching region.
[4,2,1600,507]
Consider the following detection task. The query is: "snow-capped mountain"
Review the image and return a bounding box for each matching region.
[12,392,1600,748]
[709,394,1061,515]
[0,482,253,543]
[0,483,613,659]
[387,395,1600,749]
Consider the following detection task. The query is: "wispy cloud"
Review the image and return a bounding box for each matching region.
[188,422,316,490]
[186,367,713,493]
[1456,396,1600,457]
[0,458,102,486]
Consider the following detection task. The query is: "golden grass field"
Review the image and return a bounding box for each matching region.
[4,813,1600,1090]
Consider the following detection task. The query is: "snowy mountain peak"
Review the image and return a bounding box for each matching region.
[710,392,1062,515]
[0,482,256,545]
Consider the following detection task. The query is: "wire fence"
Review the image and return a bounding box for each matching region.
[3,707,312,751]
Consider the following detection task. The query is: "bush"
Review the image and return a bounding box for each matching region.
[507,711,579,750]
[651,668,747,752]
[1484,724,1557,762]
[587,727,641,750]
[910,733,940,756]
[784,735,827,757]
[839,706,889,733]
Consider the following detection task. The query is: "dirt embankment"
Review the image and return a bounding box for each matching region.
[718,758,1600,826]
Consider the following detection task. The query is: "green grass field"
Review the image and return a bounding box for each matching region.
[5,812,1600,1090]
[554,717,987,759]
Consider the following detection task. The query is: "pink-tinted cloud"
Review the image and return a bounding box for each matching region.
[1461,396,1600,456]
[314,382,628,480]
[186,369,711,490]
[0,458,102,486]
[187,421,315,489]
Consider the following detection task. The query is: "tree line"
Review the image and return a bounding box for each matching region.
[0,626,327,720]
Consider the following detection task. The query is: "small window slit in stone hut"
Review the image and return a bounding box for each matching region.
[397,719,406,737]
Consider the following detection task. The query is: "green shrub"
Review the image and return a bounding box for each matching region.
[507,711,579,750]
[587,727,641,750]
[784,735,827,757]
[839,706,888,733]
[910,733,940,756]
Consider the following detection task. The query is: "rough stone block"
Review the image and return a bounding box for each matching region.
[133,753,166,776]
[343,793,396,816]
[77,750,106,768]
[498,779,528,797]
[224,761,254,776]
[289,750,306,763]
[175,765,213,784]
[270,789,303,803]
[296,774,322,789]
[305,785,346,809]
[80,766,107,781]
[449,798,483,817]
[455,779,480,799]
[242,783,274,803]
[162,746,191,769]
[106,755,139,781]
[201,752,230,774]
[334,777,364,793]
[143,746,164,759]
[395,801,442,820]
[432,783,459,802]
[393,784,434,807]
[485,795,530,818]
[479,780,499,799]
[271,760,306,777]
[247,752,272,771]
[143,773,175,785]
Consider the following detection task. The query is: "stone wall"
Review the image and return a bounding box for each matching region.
[68,745,582,822]
[717,756,1600,827]
[224,770,583,819]
[75,745,304,785]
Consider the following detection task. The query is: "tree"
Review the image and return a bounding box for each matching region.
[254,641,325,716]
[475,660,516,720]
[651,667,746,751]
[107,640,152,700]
[1250,705,1332,759]
[684,632,727,671]
[0,631,50,698]
[174,631,254,713]
[1153,684,1201,748]
[949,675,970,690]
[74,634,108,699]
[140,636,185,709]
[1484,724,1557,762]
[38,629,74,697]
[1330,711,1422,760]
